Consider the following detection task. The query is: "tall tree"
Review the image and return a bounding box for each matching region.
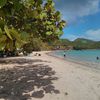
[0,0,66,52]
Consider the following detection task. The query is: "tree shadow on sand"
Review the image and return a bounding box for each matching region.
[0,58,50,65]
[0,58,59,100]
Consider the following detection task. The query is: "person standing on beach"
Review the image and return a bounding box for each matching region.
[63,51,66,58]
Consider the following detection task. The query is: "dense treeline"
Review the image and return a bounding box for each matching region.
[0,0,66,56]
[51,38,100,50]
[72,38,100,50]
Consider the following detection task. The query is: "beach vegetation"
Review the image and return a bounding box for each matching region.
[0,0,66,56]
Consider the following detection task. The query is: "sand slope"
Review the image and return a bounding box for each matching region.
[0,51,100,100]
[30,51,100,100]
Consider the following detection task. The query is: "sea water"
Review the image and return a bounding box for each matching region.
[53,50,100,70]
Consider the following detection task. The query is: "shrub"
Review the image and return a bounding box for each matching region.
[22,38,50,54]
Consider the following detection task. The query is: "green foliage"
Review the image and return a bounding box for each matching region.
[22,38,50,54]
[51,38,100,50]
[0,0,7,8]
[72,38,100,49]
[0,26,23,51]
[0,0,66,54]
[4,25,13,40]
[22,43,33,54]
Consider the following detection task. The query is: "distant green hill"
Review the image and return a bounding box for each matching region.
[52,38,100,50]
[72,38,100,49]
[74,38,95,43]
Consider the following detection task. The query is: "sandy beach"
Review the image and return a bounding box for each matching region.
[0,51,100,100]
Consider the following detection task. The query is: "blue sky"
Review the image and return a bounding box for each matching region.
[54,0,100,41]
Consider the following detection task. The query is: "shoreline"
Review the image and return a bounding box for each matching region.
[43,51,100,100]
[47,51,100,73]
[0,51,100,100]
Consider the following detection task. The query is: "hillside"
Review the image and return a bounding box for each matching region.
[72,38,100,50]
[52,38,100,50]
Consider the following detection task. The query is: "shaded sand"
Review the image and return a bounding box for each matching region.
[0,51,100,100]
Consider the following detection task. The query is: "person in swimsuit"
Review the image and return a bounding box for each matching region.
[96,56,99,60]
[63,52,66,58]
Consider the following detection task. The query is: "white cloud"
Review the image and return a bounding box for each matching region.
[62,29,100,41]
[55,0,100,41]
[83,29,100,41]
[54,0,100,22]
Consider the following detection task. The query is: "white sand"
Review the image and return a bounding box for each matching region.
[30,51,100,100]
[0,51,100,100]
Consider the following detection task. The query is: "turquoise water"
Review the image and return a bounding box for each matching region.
[54,50,100,69]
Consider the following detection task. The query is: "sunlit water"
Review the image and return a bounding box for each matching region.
[53,50,100,70]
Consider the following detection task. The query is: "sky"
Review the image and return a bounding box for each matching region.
[54,0,100,41]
